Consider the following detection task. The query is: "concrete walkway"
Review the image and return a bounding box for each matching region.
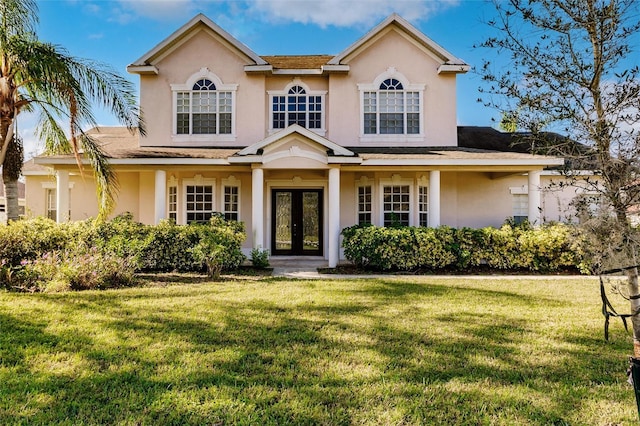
[268,257,590,280]
[270,257,327,278]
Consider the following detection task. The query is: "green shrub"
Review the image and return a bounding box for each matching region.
[13,249,137,292]
[0,217,70,267]
[190,216,246,278]
[250,247,270,269]
[341,223,587,273]
[139,220,201,272]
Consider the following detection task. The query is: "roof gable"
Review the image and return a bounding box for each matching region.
[127,13,266,74]
[236,125,355,157]
[328,13,469,74]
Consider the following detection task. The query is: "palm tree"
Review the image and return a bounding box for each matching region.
[0,0,143,221]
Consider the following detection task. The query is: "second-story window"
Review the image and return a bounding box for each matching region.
[364,78,420,135]
[270,84,325,132]
[176,78,232,135]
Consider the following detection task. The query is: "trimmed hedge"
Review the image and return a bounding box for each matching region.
[341,223,590,273]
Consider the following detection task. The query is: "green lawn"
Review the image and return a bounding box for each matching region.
[0,275,636,425]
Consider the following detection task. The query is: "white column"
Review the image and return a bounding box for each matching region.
[252,167,264,250]
[428,170,441,227]
[56,170,70,223]
[154,170,167,224]
[328,167,341,268]
[528,170,542,226]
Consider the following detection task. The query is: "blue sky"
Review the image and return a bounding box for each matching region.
[22,0,501,156]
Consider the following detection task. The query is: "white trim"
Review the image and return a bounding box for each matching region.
[127,13,267,70]
[221,175,241,221]
[236,124,355,157]
[182,176,216,225]
[361,158,564,166]
[509,185,528,195]
[41,182,75,189]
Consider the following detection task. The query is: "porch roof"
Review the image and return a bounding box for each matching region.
[28,126,564,169]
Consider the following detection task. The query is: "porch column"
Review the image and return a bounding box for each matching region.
[428,170,441,227]
[252,167,264,249]
[528,170,542,226]
[154,170,166,224]
[328,167,340,268]
[56,170,70,223]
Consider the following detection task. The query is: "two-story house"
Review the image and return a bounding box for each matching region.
[25,13,568,267]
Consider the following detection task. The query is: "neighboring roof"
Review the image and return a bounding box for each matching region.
[127,13,267,74]
[0,180,25,199]
[327,13,469,74]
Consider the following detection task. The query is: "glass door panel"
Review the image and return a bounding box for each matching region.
[275,192,292,251]
[302,192,320,251]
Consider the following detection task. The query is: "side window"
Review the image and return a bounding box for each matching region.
[357,185,372,225]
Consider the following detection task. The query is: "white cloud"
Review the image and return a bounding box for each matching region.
[111,0,198,22]
[100,0,458,28]
[247,0,459,28]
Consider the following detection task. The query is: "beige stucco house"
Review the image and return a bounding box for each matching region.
[25,13,576,266]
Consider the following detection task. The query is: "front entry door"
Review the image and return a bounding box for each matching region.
[272,189,323,255]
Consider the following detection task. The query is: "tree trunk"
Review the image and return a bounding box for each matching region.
[1,171,18,222]
[2,134,23,221]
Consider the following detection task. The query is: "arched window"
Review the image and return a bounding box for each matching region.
[271,84,324,131]
[363,77,420,135]
[176,78,233,135]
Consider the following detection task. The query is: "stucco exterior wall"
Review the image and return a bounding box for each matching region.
[328,28,458,147]
[138,28,266,147]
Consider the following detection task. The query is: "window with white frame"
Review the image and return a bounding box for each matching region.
[185,184,214,224]
[172,69,237,140]
[512,194,528,224]
[168,186,177,221]
[357,185,372,225]
[383,185,410,227]
[176,78,232,135]
[45,188,71,220]
[270,83,325,132]
[223,185,239,221]
[46,188,56,220]
[362,77,421,135]
[419,186,429,227]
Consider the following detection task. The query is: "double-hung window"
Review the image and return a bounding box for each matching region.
[364,78,420,135]
[270,83,325,133]
[176,78,232,135]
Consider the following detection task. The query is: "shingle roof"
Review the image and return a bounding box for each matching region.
[86,127,236,159]
[260,55,334,69]
[30,126,566,165]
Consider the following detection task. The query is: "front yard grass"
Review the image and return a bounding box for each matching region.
[0,276,635,425]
